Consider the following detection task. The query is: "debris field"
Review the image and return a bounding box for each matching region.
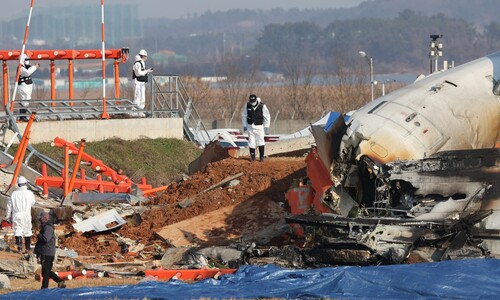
[58,156,307,261]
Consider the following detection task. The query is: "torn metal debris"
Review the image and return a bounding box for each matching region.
[72,208,126,233]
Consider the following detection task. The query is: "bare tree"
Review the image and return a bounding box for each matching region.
[281,53,317,120]
[214,54,261,125]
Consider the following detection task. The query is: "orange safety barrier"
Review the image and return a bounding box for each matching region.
[0,113,36,169]
[31,136,176,197]
[0,49,126,61]
[37,269,104,282]
[144,269,237,281]
[52,137,131,184]
[35,137,153,196]
[3,115,36,192]
[36,176,152,195]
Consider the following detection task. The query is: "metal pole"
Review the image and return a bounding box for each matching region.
[434,53,439,73]
[68,59,74,103]
[369,57,374,101]
[113,59,120,99]
[50,60,56,104]
[10,0,35,112]
[3,61,8,107]
[100,0,110,118]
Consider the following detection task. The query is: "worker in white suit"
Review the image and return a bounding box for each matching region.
[5,176,36,253]
[242,94,271,161]
[17,54,40,121]
[132,49,153,116]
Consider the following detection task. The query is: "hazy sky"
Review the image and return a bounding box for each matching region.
[5,0,366,20]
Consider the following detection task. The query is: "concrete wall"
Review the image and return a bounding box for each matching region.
[3,118,184,144]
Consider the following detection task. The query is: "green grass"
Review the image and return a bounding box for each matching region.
[15,138,202,187]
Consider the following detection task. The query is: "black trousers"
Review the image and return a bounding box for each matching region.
[40,255,63,289]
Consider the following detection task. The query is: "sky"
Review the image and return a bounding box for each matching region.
[4,0,366,20]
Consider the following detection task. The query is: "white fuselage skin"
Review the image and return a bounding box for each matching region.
[345,52,500,164]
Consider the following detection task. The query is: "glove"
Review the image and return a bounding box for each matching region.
[265,127,269,135]
[243,126,247,132]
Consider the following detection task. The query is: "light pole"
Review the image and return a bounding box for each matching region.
[381,79,396,96]
[429,34,443,73]
[359,51,374,101]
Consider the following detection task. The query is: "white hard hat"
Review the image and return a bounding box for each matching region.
[20,54,29,63]
[134,55,141,61]
[17,175,27,185]
[138,49,148,56]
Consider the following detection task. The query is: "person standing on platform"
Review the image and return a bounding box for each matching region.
[17,54,40,121]
[132,49,153,117]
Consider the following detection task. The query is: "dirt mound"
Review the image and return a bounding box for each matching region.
[60,157,307,259]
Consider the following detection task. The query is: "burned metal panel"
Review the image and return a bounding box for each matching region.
[285,210,492,264]
[73,208,126,233]
[310,113,347,172]
[383,148,499,199]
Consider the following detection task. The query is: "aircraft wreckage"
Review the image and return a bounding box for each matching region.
[283,51,500,265]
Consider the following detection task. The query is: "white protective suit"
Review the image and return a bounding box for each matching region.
[18,58,39,107]
[6,185,36,237]
[132,56,150,110]
[242,97,271,148]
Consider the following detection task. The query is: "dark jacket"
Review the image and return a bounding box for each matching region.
[35,221,56,256]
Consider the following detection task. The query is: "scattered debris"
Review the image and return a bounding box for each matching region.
[72,208,127,233]
[178,172,244,208]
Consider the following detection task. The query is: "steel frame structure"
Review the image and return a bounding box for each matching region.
[1,48,129,110]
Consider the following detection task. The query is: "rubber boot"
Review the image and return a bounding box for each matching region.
[19,108,29,122]
[249,148,256,161]
[15,236,23,253]
[25,236,31,252]
[259,145,265,162]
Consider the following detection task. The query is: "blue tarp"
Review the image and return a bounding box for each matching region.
[2,259,499,299]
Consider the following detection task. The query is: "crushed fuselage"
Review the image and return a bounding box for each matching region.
[287,52,500,264]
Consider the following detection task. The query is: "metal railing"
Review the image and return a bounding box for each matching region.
[150,75,209,145]
[11,98,137,120]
